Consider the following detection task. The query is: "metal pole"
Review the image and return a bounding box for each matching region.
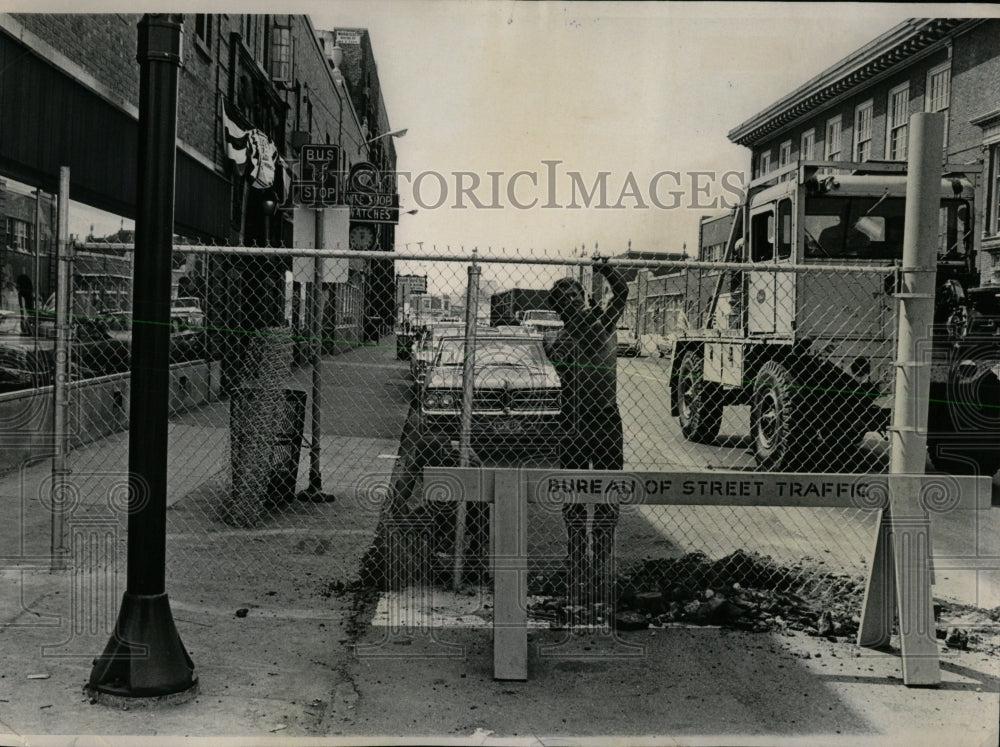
[88,14,196,700]
[453,257,480,588]
[49,167,71,573]
[891,115,941,474]
[33,189,41,341]
[857,112,943,686]
[299,208,333,501]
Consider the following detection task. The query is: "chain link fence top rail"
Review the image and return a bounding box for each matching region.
[3,239,945,633]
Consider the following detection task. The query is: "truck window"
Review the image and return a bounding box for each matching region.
[804,196,905,261]
[777,199,792,260]
[751,211,774,262]
[939,202,971,258]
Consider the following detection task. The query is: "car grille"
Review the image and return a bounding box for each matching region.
[424,387,561,413]
[510,389,561,411]
[473,388,506,410]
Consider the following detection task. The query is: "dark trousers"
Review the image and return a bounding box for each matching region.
[559,409,622,604]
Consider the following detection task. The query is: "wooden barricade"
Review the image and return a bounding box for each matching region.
[424,467,990,685]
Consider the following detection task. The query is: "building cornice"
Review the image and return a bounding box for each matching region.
[727,18,981,148]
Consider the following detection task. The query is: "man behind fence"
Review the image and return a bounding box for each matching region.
[544,259,629,613]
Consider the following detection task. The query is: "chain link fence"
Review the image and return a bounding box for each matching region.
[1,239,924,633]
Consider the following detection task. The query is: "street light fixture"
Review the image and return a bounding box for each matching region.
[365,128,407,146]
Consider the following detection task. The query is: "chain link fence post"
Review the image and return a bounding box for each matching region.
[453,254,480,588]
[49,166,72,572]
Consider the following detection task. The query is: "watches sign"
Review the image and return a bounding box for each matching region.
[345,162,401,224]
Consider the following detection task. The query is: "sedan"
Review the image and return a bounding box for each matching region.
[410,323,465,388]
[419,334,563,452]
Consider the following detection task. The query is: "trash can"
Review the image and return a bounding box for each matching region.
[230,388,307,511]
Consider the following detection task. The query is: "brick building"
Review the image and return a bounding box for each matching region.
[0,13,402,361]
[722,17,1000,283]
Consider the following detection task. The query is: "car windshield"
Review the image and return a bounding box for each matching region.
[435,338,546,367]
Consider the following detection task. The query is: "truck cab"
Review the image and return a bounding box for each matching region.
[670,159,999,475]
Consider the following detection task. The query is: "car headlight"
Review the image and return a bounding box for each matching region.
[424,392,440,408]
[440,392,455,408]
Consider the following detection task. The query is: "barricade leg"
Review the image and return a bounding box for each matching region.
[493,469,527,680]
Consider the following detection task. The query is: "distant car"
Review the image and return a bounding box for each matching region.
[419,333,563,452]
[615,326,640,357]
[655,333,678,359]
[410,323,466,388]
[104,306,208,365]
[517,309,563,342]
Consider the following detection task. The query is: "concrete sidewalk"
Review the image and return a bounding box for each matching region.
[0,335,411,740]
[0,335,998,744]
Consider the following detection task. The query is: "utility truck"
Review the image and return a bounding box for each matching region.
[669,159,1000,475]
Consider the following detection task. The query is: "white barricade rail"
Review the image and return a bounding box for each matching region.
[424,466,990,682]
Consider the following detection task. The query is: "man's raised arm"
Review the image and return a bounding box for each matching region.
[595,260,629,325]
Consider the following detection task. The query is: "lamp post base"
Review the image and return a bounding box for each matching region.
[87,592,197,699]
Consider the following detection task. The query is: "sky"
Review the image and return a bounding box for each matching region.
[17,2,1000,293]
[302,2,988,258]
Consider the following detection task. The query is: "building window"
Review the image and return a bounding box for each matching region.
[194,14,213,51]
[824,116,842,161]
[988,142,1000,237]
[887,83,910,161]
[270,24,292,83]
[925,62,951,148]
[854,99,873,161]
[778,140,791,180]
[756,151,771,178]
[5,218,33,251]
[800,128,815,161]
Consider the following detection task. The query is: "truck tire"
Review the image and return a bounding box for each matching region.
[751,361,804,471]
[677,351,722,443]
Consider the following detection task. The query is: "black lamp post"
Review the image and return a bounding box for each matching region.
[87,14,196,701]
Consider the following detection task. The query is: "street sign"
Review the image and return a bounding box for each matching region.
[345,161,400,224]
[296,144,343,207]
[349,205,401,223]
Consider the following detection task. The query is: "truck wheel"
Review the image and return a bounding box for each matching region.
[677,351,722,443]
[751,361,804,471]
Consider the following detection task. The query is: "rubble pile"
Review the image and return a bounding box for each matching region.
[529,550,867,638]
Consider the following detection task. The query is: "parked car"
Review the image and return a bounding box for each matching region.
[0,311,48,392]
[615,326,640,357]
[0,310,130,391]
[418,333,563,452]
[104,306,208,365]
[410,323,466,389]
